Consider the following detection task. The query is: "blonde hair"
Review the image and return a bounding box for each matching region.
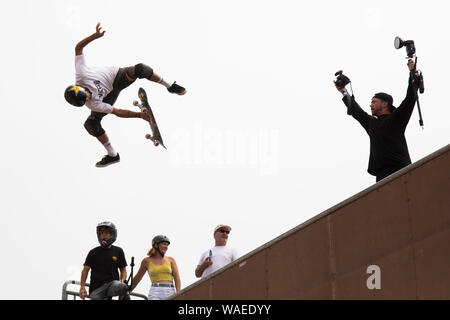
[147,247,157,257]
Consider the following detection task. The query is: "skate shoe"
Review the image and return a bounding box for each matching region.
[167,82,186,95]
[95,153,120,168]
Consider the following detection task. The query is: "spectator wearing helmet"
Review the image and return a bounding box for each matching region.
[79,222,129,300]
[195,224,239,279]
[65,22,187,168]
[130,235,181,300]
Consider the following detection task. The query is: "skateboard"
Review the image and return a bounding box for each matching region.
[133,87,167,149]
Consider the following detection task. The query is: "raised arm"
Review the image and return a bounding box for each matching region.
[391,59,419,128]
[75,23,106,56]
[334,82,371,132]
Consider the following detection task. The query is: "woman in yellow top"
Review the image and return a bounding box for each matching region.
[130,235,181,300]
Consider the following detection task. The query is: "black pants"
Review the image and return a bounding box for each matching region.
[375,166,406,182]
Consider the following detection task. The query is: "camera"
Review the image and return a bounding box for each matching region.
[394,36,416,58]
[334,70,351,88]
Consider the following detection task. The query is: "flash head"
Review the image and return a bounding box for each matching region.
[394,36,403,49]
[394,36,416,58]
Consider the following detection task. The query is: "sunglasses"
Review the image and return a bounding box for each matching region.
[217,229,230,234]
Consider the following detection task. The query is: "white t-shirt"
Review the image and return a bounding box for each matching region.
[197,245,239,278]
[75,55,119,114]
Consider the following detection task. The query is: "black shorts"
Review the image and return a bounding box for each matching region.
[84,66,136,137]
[102,66,136,106]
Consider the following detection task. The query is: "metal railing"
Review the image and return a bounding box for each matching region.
[62,280,148,300]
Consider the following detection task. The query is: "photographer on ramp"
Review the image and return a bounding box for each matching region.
[334,59,419,182]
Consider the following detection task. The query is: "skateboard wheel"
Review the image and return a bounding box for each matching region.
[145,134,151,139]
[133,101,139,106]
[154,141,159,147]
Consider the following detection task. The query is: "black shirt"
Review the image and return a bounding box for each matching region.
[84,245,127,294]
[342,75,417,177]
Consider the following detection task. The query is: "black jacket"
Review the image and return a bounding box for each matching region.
[342,75,418,177]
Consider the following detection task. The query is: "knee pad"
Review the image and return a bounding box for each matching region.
[134,63,154,80]
[84,117,105,137]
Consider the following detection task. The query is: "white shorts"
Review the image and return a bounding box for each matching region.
[148,284,176,300]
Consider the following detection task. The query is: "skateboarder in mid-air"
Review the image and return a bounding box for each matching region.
[64,23,186,167]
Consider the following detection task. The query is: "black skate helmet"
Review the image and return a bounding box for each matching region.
[96,221,117,247]
[64,85,87,107]
[152,235,170,256]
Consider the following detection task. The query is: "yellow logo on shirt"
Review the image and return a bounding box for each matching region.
[112,256,117,261]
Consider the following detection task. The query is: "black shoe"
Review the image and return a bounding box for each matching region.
[95,153,120,168]
[167,82,186,95]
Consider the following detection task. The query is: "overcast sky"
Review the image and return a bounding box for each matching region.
[0,0,449,299]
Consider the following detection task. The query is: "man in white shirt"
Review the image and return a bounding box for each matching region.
[64,23,186,167]
[195,225,239,279]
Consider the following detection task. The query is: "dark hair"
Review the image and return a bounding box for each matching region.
[373,92,395,112]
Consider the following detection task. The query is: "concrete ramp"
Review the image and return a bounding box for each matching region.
[173,144,450,299]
